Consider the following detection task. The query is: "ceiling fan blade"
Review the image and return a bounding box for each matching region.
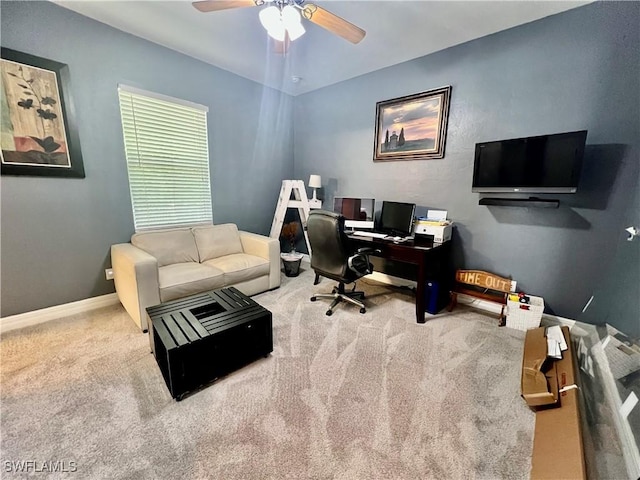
[302,4,366,44]
[192,0,258,13]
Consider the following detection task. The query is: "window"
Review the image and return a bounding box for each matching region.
[118,85,212,231]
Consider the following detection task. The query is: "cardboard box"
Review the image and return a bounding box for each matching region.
[522,327,586,480]
[521,326,558,407]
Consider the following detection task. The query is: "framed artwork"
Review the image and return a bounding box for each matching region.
[373,85,452,162]
[1,48,84,177]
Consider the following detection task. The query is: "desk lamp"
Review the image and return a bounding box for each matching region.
[308,175,322,201]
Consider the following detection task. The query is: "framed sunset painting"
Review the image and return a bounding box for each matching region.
[373,86,452,162]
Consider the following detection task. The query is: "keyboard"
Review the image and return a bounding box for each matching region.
[351,230,389,239]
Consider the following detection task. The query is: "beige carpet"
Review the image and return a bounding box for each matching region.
[1,265,537,479]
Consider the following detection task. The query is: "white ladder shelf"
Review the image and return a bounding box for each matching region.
[270,180,312,254]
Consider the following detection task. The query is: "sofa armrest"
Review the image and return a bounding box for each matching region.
[239,231,281,290]
[111,243,161,332]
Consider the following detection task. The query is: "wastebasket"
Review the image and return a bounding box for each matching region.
[281,252,303,277]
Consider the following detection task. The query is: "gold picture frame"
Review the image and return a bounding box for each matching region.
[373,86,452,162]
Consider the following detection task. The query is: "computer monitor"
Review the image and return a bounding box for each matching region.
[332,197,375,230]
[378,201,416,236]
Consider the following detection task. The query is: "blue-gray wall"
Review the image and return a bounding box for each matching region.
[0,1,294,317]
[1,2,638,336]
[293,1,639,335]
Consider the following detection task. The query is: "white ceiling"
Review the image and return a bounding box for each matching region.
[53,0,590,96]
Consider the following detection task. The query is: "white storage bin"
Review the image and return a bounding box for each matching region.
[506,295,544,331]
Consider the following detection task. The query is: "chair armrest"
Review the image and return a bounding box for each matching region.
[348,248,381,276]
[111,243,160,332]
[239,231,281,290]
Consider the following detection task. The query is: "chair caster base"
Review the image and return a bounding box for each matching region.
[310,297,316,302]
[326,310,333,316]
[359,308,366,314]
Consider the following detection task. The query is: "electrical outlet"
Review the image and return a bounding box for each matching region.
[105,268,114,280]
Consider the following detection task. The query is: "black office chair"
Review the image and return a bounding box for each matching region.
[307,210,378,316]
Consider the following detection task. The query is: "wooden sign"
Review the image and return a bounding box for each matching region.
[455,270,511,293]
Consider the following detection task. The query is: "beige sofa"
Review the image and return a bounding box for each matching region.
[111,223,280,331]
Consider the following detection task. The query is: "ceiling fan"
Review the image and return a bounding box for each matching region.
[192,0,366,45]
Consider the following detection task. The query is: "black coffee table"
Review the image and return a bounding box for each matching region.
[147,287,273,400]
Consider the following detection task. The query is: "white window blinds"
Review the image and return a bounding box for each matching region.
[118,85,212,231]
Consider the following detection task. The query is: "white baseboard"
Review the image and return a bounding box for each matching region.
[363,277,582,326]
[365,271,416,289]
[457,296,580,327]
[365,277,532,317]
[456,293,504,314]
[541,313,577,328]
[0,293,120,334]
[1,280,573,335]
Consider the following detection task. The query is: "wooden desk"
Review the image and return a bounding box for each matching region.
[347,236,452,324]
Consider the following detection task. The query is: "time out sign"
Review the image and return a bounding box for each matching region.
[455,270,511,293]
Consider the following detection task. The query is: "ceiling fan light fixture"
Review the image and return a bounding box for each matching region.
[282,5,305,40]
[259,6,286,41]
[281,5,300,25]
[267,25,286,42]
[259,3,305,43]
[286,23,305,41]
[259,6,281,31]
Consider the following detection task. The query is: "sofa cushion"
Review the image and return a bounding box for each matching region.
[158,262,225,302]
[132,228,199,267]
[203,253,270,285]
[192,224,243,262]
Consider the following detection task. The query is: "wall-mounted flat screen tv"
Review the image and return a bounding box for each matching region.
[472,130,587,193]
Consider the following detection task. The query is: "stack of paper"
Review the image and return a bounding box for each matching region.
[547,325,568,359]
[426,209,448,221]
[414,209,451,226]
